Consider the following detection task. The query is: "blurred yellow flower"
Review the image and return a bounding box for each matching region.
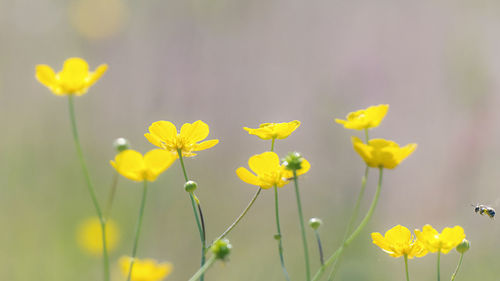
[371,225,427,259]
[415,225,465,254]
[35,57,108,96]
[351,137,417,169]
[236,151,310,189]
[110,149,176,182]
[120,256,173,281]
[145,120,219,157]
[335,104,389,130]
[76,217,119,255]
[243,120,301,140]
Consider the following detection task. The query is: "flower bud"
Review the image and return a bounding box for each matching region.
[456,239,470,254]
[211,239,232,260]
[184,181,198,193]
[309,218,323,230]
[113,138,130,152]
[283,152,303,171]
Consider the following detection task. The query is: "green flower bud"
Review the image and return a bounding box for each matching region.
[309,218,323,230]
[283,152,303,171]
[456,239,470,254]
[184,181,198,193]
[113,138,130,152]
[273,234,282,240]
[211,239,232,260]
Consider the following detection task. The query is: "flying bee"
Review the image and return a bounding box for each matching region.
[472,204,496,219]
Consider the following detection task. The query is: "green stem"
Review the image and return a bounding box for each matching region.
[105,173,119,220]
[177,149,206,281]
[437,251,441,281]
[450,253,464,281]
[404,254,410,281]
[314,229,324,265]
[274,185,291,281]
[271,138,276,152]
[364,128,369,143]
[126,181,149,281]
[67,95,109,281]
[312,167,384,281]
[214,188,262,243]
[188,255,217,281]
[293,170,311,281]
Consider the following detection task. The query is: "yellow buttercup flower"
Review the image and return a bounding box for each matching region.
[76,217,120,255]
[145,120,219,157]
[335,104,389,130]
[120,256,173,281]
[243,120,301,140]
[371,225,427,259]
[110,149,176,182]
[415,225,465,254]
[351,137,417,169]
[236,151,310,189]
[35,57,108,96]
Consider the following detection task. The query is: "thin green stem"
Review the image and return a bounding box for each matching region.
[364,128,369,143]
[327,165,369,281]
[188,255,217,281]
[437,251,441,281]
[404,254,410,281]
[271,138,276,152]
[450,253,464,281]
[274,185,291,281]
[67,95,109,281]
[177,149,206,281]
[214,188,262,243]
[126,181,149,281]
[312,167,384,281]
[293,170,311,281]
[314,229,324,265]
[105,173,119,220]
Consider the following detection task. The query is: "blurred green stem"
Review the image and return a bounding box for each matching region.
[67,95,109,281]
[177,149,206,281]
[450,253,464,281]
[271,138,276,152]
[437,251,441,281]
[293,170,311,281]
[188,255,217,281]
[314,229,324,265]
[312,167,384,281]
[105,173,119,220]
[126,181,149,281]
[404,254,410,281]
[327,129,370,281]
[274,185,291,281]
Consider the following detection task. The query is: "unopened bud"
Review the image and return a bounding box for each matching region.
[456,239,470,254]
[113,138,130,152]
[283,152,303,171]
[309,218,323,230]
[211,239,232,260]
[184,181,198,193]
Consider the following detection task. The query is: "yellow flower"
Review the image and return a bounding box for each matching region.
[352,137,417,169]
[110,149,176,182]
[371,225,427,259]
[335,104,389,130]
[76,217,120,255]
[243,120,301,140]
[120,256,173,281]
[145,120,219,157]
[415,225,466,254]
[35,57,108,96]
[236,151,310,189]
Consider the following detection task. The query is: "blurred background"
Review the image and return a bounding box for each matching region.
[2,0,500,280]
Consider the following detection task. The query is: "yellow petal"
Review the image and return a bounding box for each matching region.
[86,64,108,88]
[180,120,210,143]
[371,232,393,254]
[144,133,164,149]
[275,120,301,139]
[384,225,412,245]
[297,158,311,176]
[112,150,146,181]
[58,57,90,92]
[236,167,260,186]
[193,139,219,151]
[148,121,177,142]
[243,126,273,140]
[35,65,64,95]
[365,104,389,127]
[248,152,281,176]
[144,149,176,181]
